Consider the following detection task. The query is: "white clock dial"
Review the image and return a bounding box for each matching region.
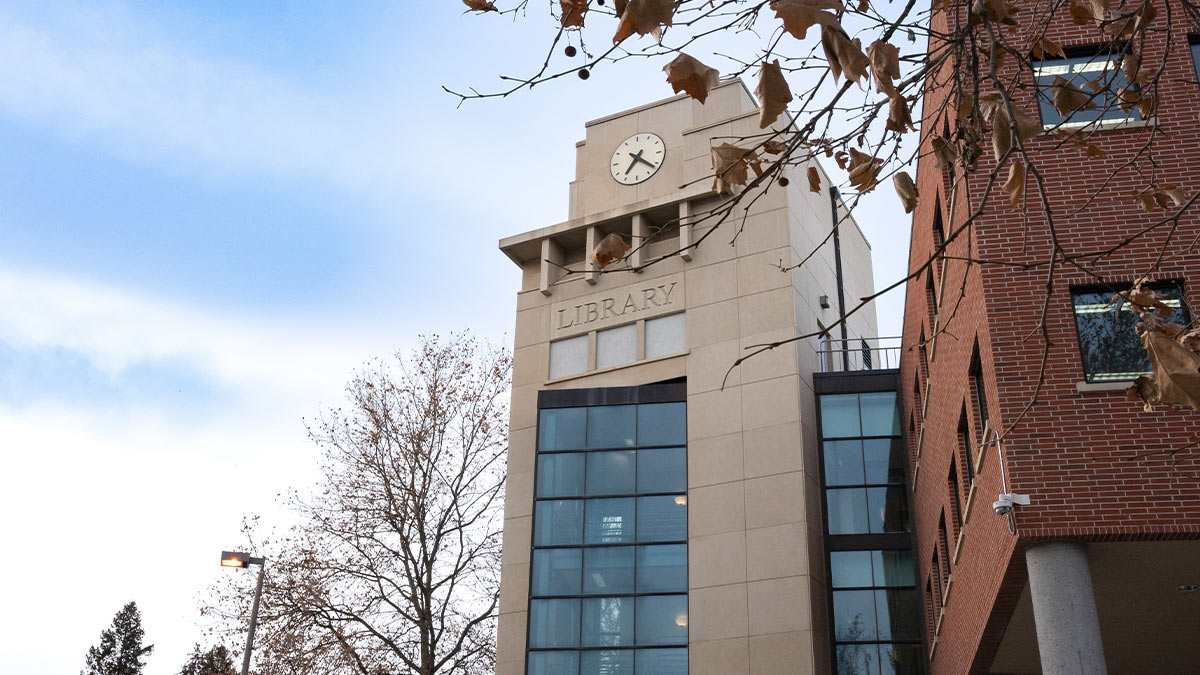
[610,133,665,185]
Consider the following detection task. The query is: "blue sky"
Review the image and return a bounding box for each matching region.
[0,2,909,672]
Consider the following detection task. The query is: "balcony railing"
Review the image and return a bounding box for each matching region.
[816,336,902,373]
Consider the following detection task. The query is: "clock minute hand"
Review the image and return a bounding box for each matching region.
[633,153,657,169]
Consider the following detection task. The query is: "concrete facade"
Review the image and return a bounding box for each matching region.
[497,81,878,675]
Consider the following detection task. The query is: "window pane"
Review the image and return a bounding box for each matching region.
[583,547,635,595]
[824,440,865,486]
[830,550,873,588]
[827,488,869,534]
[597,324,637,369]
[821,394,861,438]
[635,648,688,675]
[867,487,910,533]
[537,453,585,498]
[540,408,587,451]
[587,451,636,496]
[637,402,686,446]
[863,439,906,485]
[637,447,686,493]
[872,550,916,587]
[581,649,634,675]
[637,495,687,542]
[645,313,686,359]
[585,498,636,544]
[529,598,581,648]
[636,545,687,593]
[535,500,584,546]
[588,405,637,449]
[875,589,922,641]
[879,643,923,675]
[532,548,582,596]
[836,644,880,675]
[528,650,579,675]
[550,336,589,379]
[833,590,878,641]
[1073,286,1185,382]
[1034,54,1137,126]
[635,595,688,645]
[582,597,634,647]
[860,392,900,436]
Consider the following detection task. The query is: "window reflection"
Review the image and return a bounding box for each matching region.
[1072,284,1187,382]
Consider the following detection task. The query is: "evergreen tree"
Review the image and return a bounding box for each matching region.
[81,602,154,675]
[179,644,237,675]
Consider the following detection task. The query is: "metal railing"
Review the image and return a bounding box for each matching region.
[815,336,902,373]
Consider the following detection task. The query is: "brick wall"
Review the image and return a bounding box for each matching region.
[900,3,1200,673]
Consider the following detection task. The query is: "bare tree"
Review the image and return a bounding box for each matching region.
[453,0,1200,432]
[204,333,512,675]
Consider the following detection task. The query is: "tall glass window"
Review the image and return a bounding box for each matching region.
[529,398,688,675]
[819,391,923,675]
[1071,282,1188,382]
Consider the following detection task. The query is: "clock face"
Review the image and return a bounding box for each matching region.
[610,133,665,185]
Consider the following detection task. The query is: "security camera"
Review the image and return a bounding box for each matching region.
[992,493,1030,516]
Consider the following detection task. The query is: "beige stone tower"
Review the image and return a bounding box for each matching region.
[496,80,877,675]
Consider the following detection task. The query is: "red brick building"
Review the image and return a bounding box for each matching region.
[901,3,1200,673]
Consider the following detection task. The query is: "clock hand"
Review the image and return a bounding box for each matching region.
[633,153,657,169]
[625,150,644,175]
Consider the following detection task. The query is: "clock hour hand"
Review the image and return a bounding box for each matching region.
[625,150,644,175]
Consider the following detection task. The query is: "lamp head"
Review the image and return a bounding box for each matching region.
[221,551,250,568]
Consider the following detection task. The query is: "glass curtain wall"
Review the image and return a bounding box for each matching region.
[819,391,924,675]
[528,395,688,675]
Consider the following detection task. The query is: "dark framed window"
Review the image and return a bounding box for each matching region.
[957,409,974,482]
[947,464,962,539]
[968,343,988,437]
[1034,47,1141,126]
[818,390,924,675]
[1071,282,1188,383]
[529,390,688,675]
[1190,35,1200,84]
[936,516,950,591]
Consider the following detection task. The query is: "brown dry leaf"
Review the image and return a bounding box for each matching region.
[1126,312,1200,413]
[613,0,675,43]
[1120,52,1157,87]
[956,93,974,122]
[711,143,753,194]
[1051,76,1096,116]
[1057,130,1108,159]
[663,53,720,103]
[990,104,1041,159]
[886,94,914,133]
[756,59,793,128]
[822,25,870,85]
[807,166,822,193]
[1118,279,1177,316]
[866,40,901,94]
[931,136,958,169]
[560,0,589,27]
[893,171,918,213]
[857,0,869,10]
[846,147,882,192]
[1132,185,1186,211]
[614,0,629,16]
[763,140,788,155]
[747,149,765,178]
[1031,37,1066,60]
[771,0,845,40]
[1116,87,1153,117]
[1069,0,1096,24]
[1082,80,1103,92]
[834,150,849,169]
[462,0,499,12]
[1002,159,1025,208]
[590,232,631,268]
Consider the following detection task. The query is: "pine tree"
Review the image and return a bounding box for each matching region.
[81,602,154,675]
[179,644,237,675]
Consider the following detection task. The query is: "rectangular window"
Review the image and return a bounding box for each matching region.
[937,517,950,591]
[645,312,686,359]
[1190,35,1200,83]
[829,549,923,675]
[530,394,687,674]
[550,335,590,380]
[596,323,637,370]
[1072,282,1188,382]
[821,394,910,536]
[1034,48,1141,127]
[948,464,962,538]
[958,409,974,480]
[969,344,989,437]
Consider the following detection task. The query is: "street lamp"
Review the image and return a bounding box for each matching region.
[220,551,266,675]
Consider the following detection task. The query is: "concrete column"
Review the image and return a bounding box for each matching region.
[1025,541,1108,675]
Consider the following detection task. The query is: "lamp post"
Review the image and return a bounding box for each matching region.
[220,551,266,675]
